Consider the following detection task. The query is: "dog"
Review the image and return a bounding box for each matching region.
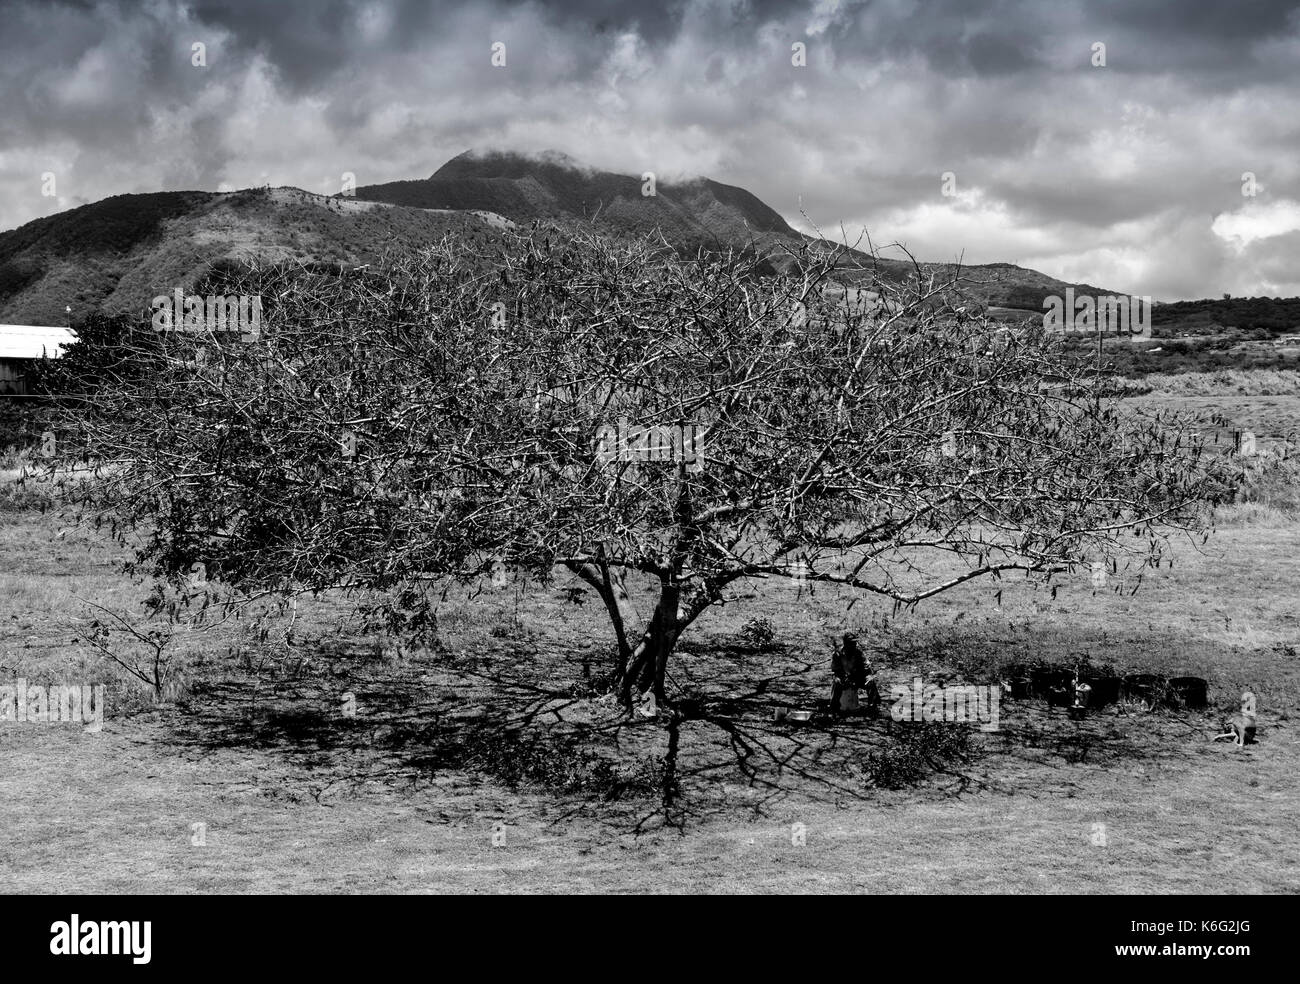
[1214,690,1257,746]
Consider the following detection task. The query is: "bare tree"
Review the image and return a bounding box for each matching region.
[44,228,1235,708]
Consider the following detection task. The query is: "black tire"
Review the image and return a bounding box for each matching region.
[1123,673,1167,707]
[1081,676,1121,707]
[1167,676,1209,710]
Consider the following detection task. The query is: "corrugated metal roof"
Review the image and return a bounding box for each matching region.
[0,324,77,360]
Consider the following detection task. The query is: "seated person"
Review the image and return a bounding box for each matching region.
[832,633,876,713]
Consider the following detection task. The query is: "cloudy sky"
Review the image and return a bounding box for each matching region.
[2,0,1298,300]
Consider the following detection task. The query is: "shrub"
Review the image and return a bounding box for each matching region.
[862,723,974,789]
[459,726,672,800]
[0,476,55,512]
[1140,369,1300,397]
[737,616,777,649]
[1234,452,1300,513]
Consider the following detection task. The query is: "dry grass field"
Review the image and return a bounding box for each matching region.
[2,394,1298,894]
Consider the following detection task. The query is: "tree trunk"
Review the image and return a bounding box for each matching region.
[620,579,680,707]
[566,559,637,683]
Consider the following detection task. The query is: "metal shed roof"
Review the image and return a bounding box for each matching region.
[0,324,77,360]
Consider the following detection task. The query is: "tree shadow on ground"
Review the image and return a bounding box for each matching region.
[154,633,1215,833]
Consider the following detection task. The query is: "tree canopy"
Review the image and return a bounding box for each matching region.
[43,229,1236,706]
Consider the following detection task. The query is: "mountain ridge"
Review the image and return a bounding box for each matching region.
[0,148,1127,325]
[352,148,798,247]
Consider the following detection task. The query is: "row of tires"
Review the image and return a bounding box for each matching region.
[1003,669,1208,710]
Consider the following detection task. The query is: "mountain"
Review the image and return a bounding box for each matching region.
[0,187,509,324]
[0,147,1127,324]
[351,149,796,253]
[353,151,1148,307]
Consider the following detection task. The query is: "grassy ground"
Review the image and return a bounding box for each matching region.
[2,398,1299,893]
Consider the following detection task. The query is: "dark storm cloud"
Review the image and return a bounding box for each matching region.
[2,0,1299,298]
[1102,0,1298,42]
[187,0,699,92]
